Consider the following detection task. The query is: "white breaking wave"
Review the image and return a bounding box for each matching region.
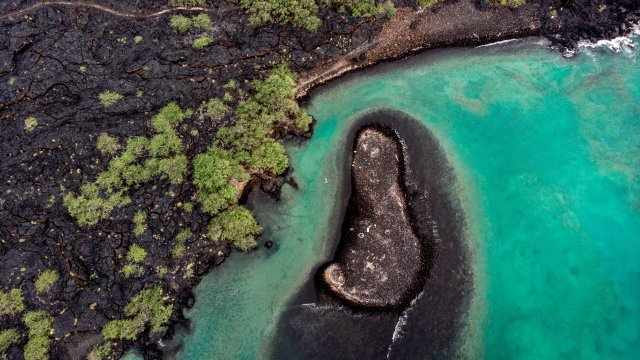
[575,21,640,54]
[385,289,425,359]
[476,38,519,48]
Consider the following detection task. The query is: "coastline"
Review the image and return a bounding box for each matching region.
[1,0,639,358]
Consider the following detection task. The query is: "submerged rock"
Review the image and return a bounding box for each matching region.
[321,127,425,309]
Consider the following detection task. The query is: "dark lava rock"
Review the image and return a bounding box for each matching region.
[321,127,424,309]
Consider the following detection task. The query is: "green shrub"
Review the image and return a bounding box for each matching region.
[0,288,25,315]
[87,342,112,360]
[133,211,147,236]
[126,244,147,263]
[327,0,378,17]
[240,0,322,32]
[0,329,20,355]
[198,98,228,121]
[96,133,120,155]
[170,15,192,33]
[150,102,188,133]
[192,13,212,30]
[209,206,261,251]
[183,202,193,212]
[102,286,172,340]
[192,36,213,50]
[379,0,397,18]
[34,269,59,294]
[170,0,206,7]
[121,264,143,278]
[172,228,192,257]
[417,0,441,6]
[176,228,192,243]
[148,132,182,158]
[489,0,525,6]
[102,319,142,340]
[295,112,313,132]
[99,91,123,108]
[23,310,53,360]
[24,116,38,132]
[63,190,131,227]
[193,147,248,215]
[248,139,288,175]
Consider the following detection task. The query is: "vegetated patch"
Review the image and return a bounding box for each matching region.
[122,244,147,278]
[63,103,191,227]
[192,36,213,50]
[170,15,192,33]
[170,0,206,7]
[133,211,148,236]
[34,269,59,294]
[96,133,120,155]
[99,91,123,108]
[198,97,229,121]
[87,342,112,360]
[489,0,526,7]
[417,0,442,7]
[101,286,172,340]
[24,116,38,132]
[0,288,24,315]
[23,310,53,360]
[172,228,192,257]
[192,13,212,30]
[0,329,21,356]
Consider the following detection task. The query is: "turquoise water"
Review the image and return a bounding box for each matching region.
[172,39,640,359]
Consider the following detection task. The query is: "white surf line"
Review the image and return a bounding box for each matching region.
[475,38,520,48]
[2,1,236,20]
[385,289,425,359]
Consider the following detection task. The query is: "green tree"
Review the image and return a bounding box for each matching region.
[102,287,172,340]
[239,0,322,32]
[209,207,262,251]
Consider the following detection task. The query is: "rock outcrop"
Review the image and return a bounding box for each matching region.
[321,127,424,309]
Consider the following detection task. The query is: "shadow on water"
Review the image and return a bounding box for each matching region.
[268,109,471,359]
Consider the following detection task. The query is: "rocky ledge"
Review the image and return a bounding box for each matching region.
[321,127,425,309]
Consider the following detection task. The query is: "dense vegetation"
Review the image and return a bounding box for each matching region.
[102,287,172,341]
[239,0,398,32]
[64,64,308,254]
[63,103,190,226]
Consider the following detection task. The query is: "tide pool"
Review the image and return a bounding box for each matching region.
[171,39,640,359]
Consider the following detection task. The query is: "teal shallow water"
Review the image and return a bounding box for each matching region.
[170,39,640,359]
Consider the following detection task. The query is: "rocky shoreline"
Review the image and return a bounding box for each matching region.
[297,0,640,98]
[0,0,639,359]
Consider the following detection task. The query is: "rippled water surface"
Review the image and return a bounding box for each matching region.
[171,39,640,359]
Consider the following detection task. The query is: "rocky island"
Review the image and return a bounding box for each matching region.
[321,127,426,309]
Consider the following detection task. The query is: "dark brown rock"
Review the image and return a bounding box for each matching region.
[321,128,424,309]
